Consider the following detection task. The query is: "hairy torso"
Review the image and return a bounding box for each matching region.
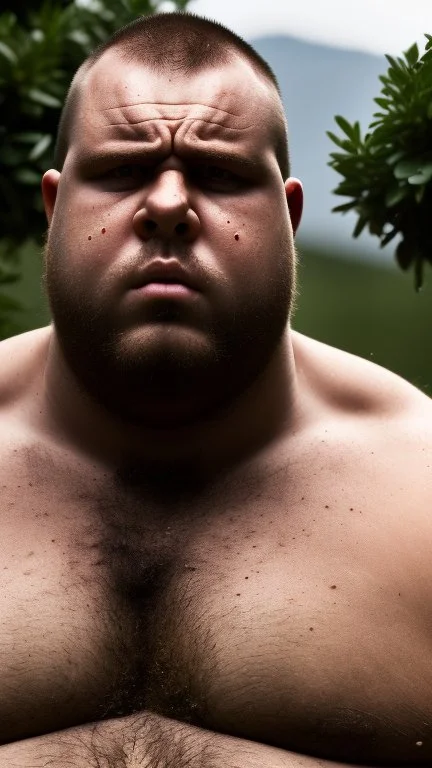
[2,408,432,766]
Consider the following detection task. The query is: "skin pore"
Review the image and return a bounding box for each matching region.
[40,49,304,471]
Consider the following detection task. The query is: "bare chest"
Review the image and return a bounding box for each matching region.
[1,455,432,764]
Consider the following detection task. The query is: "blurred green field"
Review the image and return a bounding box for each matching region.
[2,240,431,396]
[294,243,431,396]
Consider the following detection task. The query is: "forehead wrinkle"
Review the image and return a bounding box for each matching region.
[100,102,249,132]
[105,117,253,132]
[102,102,241,119]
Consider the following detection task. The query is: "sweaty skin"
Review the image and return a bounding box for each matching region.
[0,49,431,768]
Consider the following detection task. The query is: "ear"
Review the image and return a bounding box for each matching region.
[41,169,61,225]
[284,177,303,235]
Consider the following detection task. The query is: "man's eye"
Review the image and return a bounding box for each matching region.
[109,165,149,180]
[98,165,152,188]
[205,166,233,179]
[194,165,241,189]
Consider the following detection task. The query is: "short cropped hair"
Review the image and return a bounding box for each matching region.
[54,12,290,178]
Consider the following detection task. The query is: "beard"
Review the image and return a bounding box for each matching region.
[43,238,295,429]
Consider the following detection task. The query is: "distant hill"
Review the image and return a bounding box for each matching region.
[252,35,397,265]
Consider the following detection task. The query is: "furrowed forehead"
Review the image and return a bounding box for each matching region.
[59,48,289,177]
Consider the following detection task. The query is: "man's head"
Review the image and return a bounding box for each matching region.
[54,12,290,179]
[42,13,303,428]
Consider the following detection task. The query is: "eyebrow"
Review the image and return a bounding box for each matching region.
[79,146,264,173]
[181,147,262,172]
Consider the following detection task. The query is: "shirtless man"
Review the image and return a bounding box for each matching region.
[0,11,431,767]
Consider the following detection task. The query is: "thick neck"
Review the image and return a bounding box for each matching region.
[38,326,302,475]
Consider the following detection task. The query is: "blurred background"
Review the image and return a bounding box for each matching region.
[2,0,431,393]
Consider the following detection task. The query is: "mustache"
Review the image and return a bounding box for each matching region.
[115,243,215,289]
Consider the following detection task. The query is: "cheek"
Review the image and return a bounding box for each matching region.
[50,186,133,268]
[210,189,290,248]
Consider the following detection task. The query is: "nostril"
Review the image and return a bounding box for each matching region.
[175,222,188,236]
[144,220,157,233]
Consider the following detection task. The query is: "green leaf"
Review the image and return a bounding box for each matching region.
[394,158,424,179]
[67,29,92,47]
[374,97,392,110]
[0,40,17,65]
[414,184,426,203]
[28,133,52,161]
[352,216,367,238]
[332,201,358,213]
[385,186,410,207]
[13,168,41,185]
[396,240,412,270]
[27,88,62,108]
[326,131,353,152]
[13,132,46,144]
[386,150,406,166]
[404,42,419,67]
[334,115,356,143]
[408,163,432,184]
[380,228,398,247]
[352,121,361,145]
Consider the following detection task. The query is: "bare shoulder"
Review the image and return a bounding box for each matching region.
[293,329,432,454]
[0,326,51,408]
[292,331,432,551]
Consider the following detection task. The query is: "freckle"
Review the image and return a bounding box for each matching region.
[309,627,314,631]
[88,236,92,240]
[325,505,329,509]
[101,228,106,234]
[236,593,241,596]
[227,220,230,223]
[330,585,337,589]
[51,539,55,543]
[245,576,249,579]
[350,508,354,511]
[234,233,239,241]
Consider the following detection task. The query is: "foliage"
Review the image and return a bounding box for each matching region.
[327,35,432,291]
[0,0,190,337]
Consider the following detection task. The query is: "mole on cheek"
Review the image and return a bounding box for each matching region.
[101,228,106,234]
[88,236,92,241]
[234,233,239,241]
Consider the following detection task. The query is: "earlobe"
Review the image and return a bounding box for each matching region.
[284,178,303,235]
[41,169,61,225]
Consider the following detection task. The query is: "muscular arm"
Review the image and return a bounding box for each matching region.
[0,713,417,768]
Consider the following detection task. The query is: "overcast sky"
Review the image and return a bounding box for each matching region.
[179,0,432,56]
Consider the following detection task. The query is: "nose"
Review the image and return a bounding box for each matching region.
[132,169,200,242]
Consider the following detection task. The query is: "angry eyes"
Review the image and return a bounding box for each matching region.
[100,163,247,192]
